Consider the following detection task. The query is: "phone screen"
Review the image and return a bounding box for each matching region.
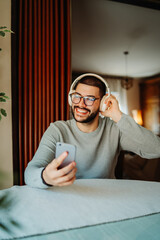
[55,142,76,168]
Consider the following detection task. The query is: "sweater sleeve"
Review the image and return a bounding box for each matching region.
[24,124,60,188]
[117,113,160,159]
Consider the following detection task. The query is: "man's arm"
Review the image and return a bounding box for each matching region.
[24,124,77,188]
[117,114,160,159]
[100,94,160,159]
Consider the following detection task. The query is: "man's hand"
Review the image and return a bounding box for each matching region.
[42,151,77,187]
[100,94,122,122]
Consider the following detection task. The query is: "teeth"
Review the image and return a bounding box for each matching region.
[76,108,88,113]
[78,109,87,113]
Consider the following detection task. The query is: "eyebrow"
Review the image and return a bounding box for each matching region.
[75,92,96,98]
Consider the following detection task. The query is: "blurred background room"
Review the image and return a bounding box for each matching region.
[0,0,160,190]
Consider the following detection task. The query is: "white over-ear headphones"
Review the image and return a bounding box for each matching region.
[68,73,111,112]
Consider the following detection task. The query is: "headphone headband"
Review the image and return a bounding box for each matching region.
[69,73,110,93]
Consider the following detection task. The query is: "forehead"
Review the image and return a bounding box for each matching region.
[75,83,100,96]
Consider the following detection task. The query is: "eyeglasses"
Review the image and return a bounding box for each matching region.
[70,93,100,106]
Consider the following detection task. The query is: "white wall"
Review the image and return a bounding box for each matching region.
[0,0,13,189]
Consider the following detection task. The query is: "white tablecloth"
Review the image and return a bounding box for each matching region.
[0,179,160,239]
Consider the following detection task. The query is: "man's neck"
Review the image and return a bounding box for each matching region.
[76,116,99,133]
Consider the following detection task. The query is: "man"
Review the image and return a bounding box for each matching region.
[24,73,160,188]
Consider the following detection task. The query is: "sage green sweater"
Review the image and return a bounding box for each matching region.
[24,114,160,188]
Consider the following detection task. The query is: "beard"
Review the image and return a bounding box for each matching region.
[71,106,99,123]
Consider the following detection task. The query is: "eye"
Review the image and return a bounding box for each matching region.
[75,94,81,98]
[86,97,95,102]
[71,94,78,97]
[71,94,81,103]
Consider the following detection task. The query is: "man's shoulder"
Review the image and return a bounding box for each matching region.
[41,119,74,143]
[49,119,73,130]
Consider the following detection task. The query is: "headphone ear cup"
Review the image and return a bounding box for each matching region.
[68,90,75,106]
[68,94,72,106]
[100,95,109,112]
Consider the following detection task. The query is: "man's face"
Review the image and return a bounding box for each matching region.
[71,83,101,123]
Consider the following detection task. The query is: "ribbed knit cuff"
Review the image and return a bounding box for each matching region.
[41,168,53,187]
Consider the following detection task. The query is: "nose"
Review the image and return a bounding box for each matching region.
[78,97,87,107]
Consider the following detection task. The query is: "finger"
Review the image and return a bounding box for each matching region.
[55,167,77,184]
[104,95,117,108]
[105,94,115,103]
[104,99,112,110]
[57,176,76,187]
[45,165,76,186]
[55,162,76,178]
[49,151,68,169]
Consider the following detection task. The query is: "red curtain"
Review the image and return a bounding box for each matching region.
[12,0,71,185]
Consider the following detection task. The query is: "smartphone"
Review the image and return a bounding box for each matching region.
[55,142,76,168]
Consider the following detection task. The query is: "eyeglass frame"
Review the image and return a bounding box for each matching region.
[70,92,100,106]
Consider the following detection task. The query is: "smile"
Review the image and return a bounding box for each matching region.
[75,107,90,115]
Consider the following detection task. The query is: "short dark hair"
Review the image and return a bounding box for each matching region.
[74,76,106,98]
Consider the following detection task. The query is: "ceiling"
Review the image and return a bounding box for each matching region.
[71,0,160,78]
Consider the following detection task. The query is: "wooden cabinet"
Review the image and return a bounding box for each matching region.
[140,77,160,135]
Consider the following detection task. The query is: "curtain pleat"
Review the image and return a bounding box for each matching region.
[12,0,71,185]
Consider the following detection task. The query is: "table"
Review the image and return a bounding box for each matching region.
[0,179,160,239]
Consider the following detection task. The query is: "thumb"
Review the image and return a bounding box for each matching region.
[49,151,68,169]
